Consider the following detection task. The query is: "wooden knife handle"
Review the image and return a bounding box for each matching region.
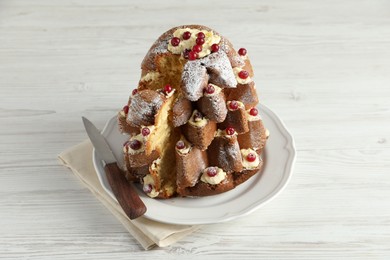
[104,163,147,219]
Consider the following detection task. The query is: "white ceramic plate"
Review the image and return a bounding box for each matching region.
[93,104,296,225]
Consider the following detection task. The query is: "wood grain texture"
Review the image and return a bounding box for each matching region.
[1,0,390,258]
[105,163,146,219]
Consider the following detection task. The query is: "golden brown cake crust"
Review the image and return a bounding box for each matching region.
[218,106,249,134]
[207,135,243,173]
[197,88,227,123]
[225,81,259,110]
[126,89,165,127]
[182,119,217,151]
[176,147,208,192]
[179,159,264,197]
[118,112,140,135]
[237,118,267,151]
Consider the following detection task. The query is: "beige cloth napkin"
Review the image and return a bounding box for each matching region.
[58,140,201,250]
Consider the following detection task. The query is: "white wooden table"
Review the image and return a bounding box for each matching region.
[1,0,390,258]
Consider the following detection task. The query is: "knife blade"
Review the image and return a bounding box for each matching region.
[82,117,147,219]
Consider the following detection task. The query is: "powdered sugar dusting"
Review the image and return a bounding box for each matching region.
[234,82,259,105]
[220,37,245,68]
[226,140,242,163]
[141,33,170,71]
[127,90,164,127]
[202,51,238,89]
[212,135,243,173]
[181,61,208,101]
[181,50,238,101]
[150,37,169,56]
[230,53,246,68]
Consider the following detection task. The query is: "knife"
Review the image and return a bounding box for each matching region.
[82,117,147,219]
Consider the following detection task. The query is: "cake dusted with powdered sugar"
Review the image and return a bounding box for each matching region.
[118,25,268,198]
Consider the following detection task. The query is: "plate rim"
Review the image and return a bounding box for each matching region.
[93,103,296,225]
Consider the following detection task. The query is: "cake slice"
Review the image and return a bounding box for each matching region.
[175,137,208,194]
[182,110,217,150]
[197,83,227,123]
[207,128,243,173]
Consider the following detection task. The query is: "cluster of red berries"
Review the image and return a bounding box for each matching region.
[171,31,220,61]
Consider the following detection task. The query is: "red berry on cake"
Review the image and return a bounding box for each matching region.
[123,105,129,114]
[164,84,173,94]
[132,89,138,95]
[249,107,258,116]
[238,48,247,56]
[246,153,257,162]
[238,70,249,79]
[197,32,205,39]
[176,140,185,150]
[141,127,150,136]
[204,84,215,94]
[129,140,142,150]
[206,167,217,177]
[143,184,153,193]
[196,37,205,45]
[211,43,219,53]
[188,51,198,60]
[192,44,202,53]
[226,127,235,135]
[171,37,180,46]
[183,31,191,40]
[229,100,239,110]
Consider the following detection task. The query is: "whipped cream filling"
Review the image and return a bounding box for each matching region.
[240,149,261,169]
[240,54,248,61]
[201,167,227,185]
[143,174,159,198]
[165,88,176,98]
[188,110,208,127]
[215,128,237,138]
[140,71,160,82]
[123,134,145,154]
[119,110,126,117]
[204,83,222,97]
[227,100,244,111]
[233,67,252,84]
[265,128,270,138]
[168,28,221,59]
[150,158,161,171]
